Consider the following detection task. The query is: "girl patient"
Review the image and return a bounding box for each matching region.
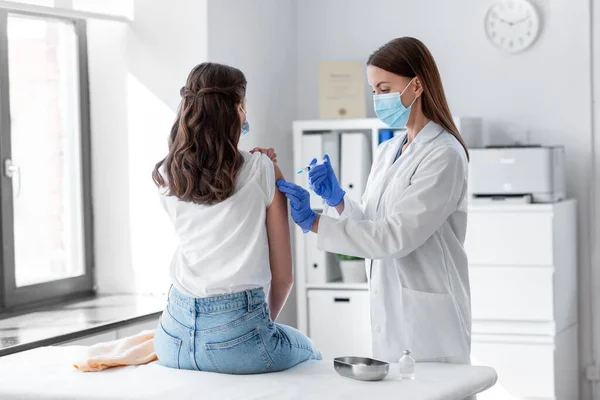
[152,62,321,374]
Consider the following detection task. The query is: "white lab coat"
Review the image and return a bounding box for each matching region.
[318,121,471,365]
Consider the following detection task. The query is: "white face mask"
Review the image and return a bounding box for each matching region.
[240,107,250,136]
[373,78,417,129]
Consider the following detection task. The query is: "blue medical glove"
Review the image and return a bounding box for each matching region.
[276,180,317,233]
[307,154,345,207]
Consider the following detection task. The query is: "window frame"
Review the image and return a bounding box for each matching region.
[0,8,94,311]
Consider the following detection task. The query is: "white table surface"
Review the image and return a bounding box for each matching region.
[0,346,497,400]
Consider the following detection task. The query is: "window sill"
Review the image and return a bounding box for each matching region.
[0,293,165,357]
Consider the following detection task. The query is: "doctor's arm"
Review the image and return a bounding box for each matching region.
[315,146,466,260]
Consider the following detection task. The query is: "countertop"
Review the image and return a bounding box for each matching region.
[0,293,166,356]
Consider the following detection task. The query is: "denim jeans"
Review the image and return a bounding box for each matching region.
[154,286,322,374]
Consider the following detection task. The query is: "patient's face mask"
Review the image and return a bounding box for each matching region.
[373,78,417,129]
[240,107,250,136]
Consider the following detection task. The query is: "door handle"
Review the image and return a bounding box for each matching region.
[4,159,21,198]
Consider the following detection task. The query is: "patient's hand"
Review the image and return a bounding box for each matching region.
[250,147,277,163]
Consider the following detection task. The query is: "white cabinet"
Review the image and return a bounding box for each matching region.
[293,119,386,340]
[466,211,554,266]
[472,326,577,400]
[307,289,371,360]
[470,265,555,322]
[467,200,578,400]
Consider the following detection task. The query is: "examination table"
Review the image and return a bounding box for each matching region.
[0,346,497,399]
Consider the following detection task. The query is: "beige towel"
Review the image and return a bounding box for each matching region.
[73,330,157,372]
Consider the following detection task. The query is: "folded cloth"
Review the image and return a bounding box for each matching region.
[73,330,157,372]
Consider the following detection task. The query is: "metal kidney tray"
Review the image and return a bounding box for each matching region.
[334,356,390,381]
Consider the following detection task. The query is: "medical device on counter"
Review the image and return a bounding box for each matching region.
[468,146,566,203]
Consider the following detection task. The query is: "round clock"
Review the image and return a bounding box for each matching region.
[485,0,541,53]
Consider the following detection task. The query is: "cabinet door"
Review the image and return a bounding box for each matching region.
[470,265,554,322]
[307,289,371,360]
[466,211,553,266]
[472,337,555,399]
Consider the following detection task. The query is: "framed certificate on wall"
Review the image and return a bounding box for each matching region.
[318,61,366,119]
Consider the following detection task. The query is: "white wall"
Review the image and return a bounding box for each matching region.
[87,19,135,293]
[88,0,207,294]
[206,0,298,326]
[206,0,297,179]
[295,0,595,397]
[125,0,207,294]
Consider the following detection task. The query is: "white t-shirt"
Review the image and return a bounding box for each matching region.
[159,151,276,297]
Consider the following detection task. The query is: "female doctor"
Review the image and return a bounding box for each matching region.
[277,37,472,365]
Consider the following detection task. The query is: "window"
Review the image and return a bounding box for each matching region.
[0,9,93,310]
[5,1,134,20]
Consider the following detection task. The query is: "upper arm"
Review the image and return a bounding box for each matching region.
[266,163,293,282]
[273,163,284,181]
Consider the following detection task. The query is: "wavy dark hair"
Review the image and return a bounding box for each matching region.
[368,37,469,161]
[152,62,247,204]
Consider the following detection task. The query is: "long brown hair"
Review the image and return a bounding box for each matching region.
[152,62,247,204]
[367,37,469,160]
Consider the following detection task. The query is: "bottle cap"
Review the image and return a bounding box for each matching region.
[403,350,411,355]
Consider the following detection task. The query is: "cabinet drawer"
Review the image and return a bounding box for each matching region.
[466,211,553,265]
[308,290,371,360]
[472,339,555,399]
[470,266,554,322]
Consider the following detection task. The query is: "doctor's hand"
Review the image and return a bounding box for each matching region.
[250,147,277,163]
[308,154,345,207]
[276,180,317,233]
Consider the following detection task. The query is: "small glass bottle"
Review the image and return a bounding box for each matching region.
[399,349,415,380]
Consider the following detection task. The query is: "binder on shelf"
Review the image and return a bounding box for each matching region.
[378,130,394,144]
[340,132,371,204]
[301,132,340,209]
[305,233,341,284]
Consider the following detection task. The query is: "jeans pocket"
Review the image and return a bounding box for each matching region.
[205,328,273,374]
[154,320,183,369]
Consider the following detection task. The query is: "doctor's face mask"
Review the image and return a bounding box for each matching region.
[372,77,417,129]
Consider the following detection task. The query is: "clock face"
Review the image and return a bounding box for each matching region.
[485,0,540,53]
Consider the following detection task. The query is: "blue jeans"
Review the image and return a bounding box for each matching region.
[154,286,322,374]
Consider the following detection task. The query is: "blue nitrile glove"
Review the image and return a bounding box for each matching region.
[308,154,345,207]
[276,180,317,233]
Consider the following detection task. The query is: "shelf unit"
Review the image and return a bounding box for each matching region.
[293,118,389,337]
